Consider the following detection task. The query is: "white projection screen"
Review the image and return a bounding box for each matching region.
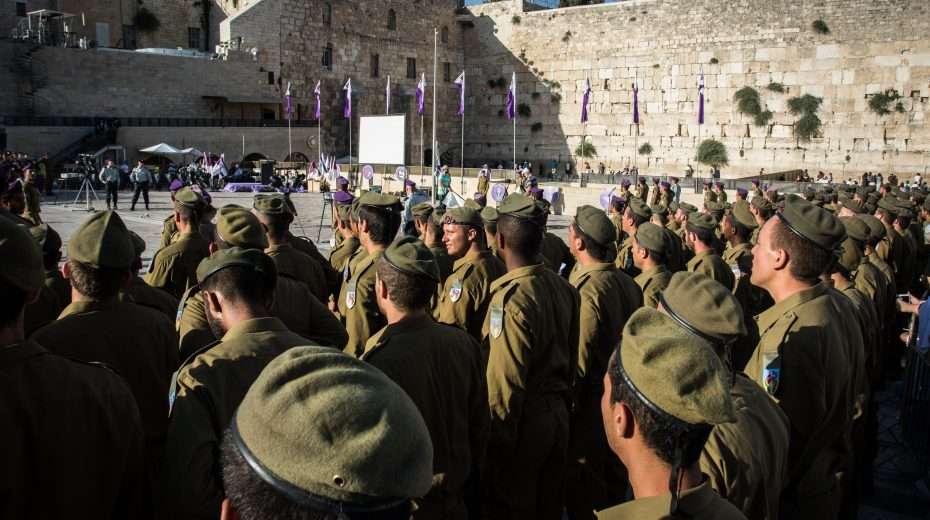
[359,115,406,165]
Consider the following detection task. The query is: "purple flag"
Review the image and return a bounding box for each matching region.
[313,80,321,120]
[454,71,465,116]
[506,72,516,121]
[581,78,591,124]
[632,82,639,125]
[698,71,705,125]
[386,75,391,115]
[343,78,352,119]
[416,73,426,116]
[284,82,293,120]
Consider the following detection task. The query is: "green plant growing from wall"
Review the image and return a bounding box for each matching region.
[575,140,598,158]
[696,139,729,169]
[733,87,773,126]
[767,82,785,93]
[511,15,521,24]
[812,19,830,34]
[562,31,572,42]
[787,94,823,144]
[868,89,903,116]
[709,57,719,64]
[550,93,562,103]
[531,122,543,132]
[639,142,654,166]
[517,103,531,118]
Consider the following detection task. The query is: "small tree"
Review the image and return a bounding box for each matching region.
[696,139,729,170]
[638,142,653,167]
[575,141,597,158]
[788,94,823,144]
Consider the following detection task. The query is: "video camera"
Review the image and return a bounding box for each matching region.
[75,154,98,179]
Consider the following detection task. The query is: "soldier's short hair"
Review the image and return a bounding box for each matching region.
[67,259,127,301]
[176,203,201,226]
[358,205,401,246]
[375,258,436,312]
[497,213,543,258]
[769,219,835,284]
[570,222,610,263]
[201,265,275,309]
[624,206,649,228]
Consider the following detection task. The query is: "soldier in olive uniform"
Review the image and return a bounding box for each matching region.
[176,206,347,360]
[482,206,502,260]
[616,198,652,277]
[219,347,434,519]
[160,248,326,519]
[481,194,580,520]
[342,192,403,357]
[538,200,576,277]
[648,178,660,206]
[721,203,769,329]
[277,195,341,298]
[122,230,179,320]
[657,272,788,520]
[566,205,641,518]
[618,179,633,201]
[22,168,42,224]
[23,224,70,335]
[715,182,728,204]
[749,196,774,244]
[632,222,672,308]
[745,196,856,519]
[158,180,185,249]
[633,178,647,201]
[0,213,146,519]
[650,204,684,272]
[703,181,717,204]
[413,202,454,285]
[893,205,918,291]
[607,195,626,249]
[146,187,211,299]
[659,181,673,208]
[685,213,735,289]
[598,307,746,520]
[751,179,764,200]
[875,198,907,289]
[434,207,506,341]
[30,211,178,506]
[252,193,329,302]
[362,237,489,519]
[329,193,359,270]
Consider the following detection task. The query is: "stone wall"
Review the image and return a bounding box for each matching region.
[116,125,319,162]
[465,0,930,179]
[3,125,94,156]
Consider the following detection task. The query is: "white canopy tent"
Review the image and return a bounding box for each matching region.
[139,143,184,156]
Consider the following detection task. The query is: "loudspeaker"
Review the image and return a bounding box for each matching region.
[260,161,273,184]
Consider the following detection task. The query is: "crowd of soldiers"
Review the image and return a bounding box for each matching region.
[0,163,926,520]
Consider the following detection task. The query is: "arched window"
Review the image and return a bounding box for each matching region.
[322,43,333,71]
[387,9,396,31]
[441,26,449,43]
[322,2,332,26]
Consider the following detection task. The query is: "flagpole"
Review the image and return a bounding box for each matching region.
[431,27,438,205]
[420,114,425,184]
[460,71,465,195]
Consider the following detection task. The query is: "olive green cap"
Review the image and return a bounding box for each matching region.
[750,196,773,211]
[687,212,718,233]
[480,206,499,224]
[896,207,915,219]
[358,191,402,211]
[232,346,433,510]
[658,272,747,347]
[335,203,353,221]
[574,205,616,247]
[650,204,668,217]
[253,193,288,215]
[195,246,277,284]
[635,222,667,253]
[877,197,899,216]
[841,217,870,243]
[616,308,736,426]
[535,198,552,215]
[68,211,135,269]
[729,202,757,230]
[776,195,846,252]
[836,236,863,274]
[628,198,652,220]
[29,223,62,255]
[858,214,886,242]
[0,215,43,290]
[677,202,698,214]
[497,193,542,219]
[174,186,204,209]
[444,207,483,227]
[217,206,268,249]
[127,230,146,258]
[841,198,866,214]
[463,199,482,211]
[382,236,440,282]
[668,201,680,213]
[411,202,434,219]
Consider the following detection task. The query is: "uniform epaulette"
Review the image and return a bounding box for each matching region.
[169,339,221,416]
[176,283,202,331]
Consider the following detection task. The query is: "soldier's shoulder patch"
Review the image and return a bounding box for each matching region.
[729,263,742,279]
[345,279,357,310]
[449,277,464,303]
[489,302,504,339]
[761,350,781,396]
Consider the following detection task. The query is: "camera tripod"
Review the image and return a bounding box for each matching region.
[70,175,100,212]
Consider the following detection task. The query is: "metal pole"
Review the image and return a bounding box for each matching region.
[461,74,465,195]
[420,114,425,184]
[431,27,438,205]
[288,118,292,160]
[513,118,516,182]
[349,115,353,184]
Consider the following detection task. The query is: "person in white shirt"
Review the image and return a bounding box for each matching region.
[130,160,154,211]
[98,159,121,210]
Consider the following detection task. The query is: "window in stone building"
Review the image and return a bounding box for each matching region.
[188,27,202,50]
[16,2,26,17]
[322,44,333,71]
[441,26,449,43]
[268,71,275,85]
[371,54,380,78]
[387,9,397,30]
[323,2,332,26]
[122,25,136,49]
[406,58,416,79]
[232,0,238,8]
[443,62,451,82]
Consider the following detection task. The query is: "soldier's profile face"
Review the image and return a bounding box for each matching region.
[751,219,778,287]
[443,223,469,257]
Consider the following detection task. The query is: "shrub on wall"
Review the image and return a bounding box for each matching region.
[788,94,824,143]
[696,139,729,169]
[812,19,830,34]
[575,141,597,158]
[868,89,902,116]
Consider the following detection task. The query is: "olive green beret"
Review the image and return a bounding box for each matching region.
[628,198,652,220]
[233,346,433,509]
[658,272,747,347]
[729,202,757,230]
[858,214,886,242]
[174,186,204,209]
[217,206,268,249]
[687,212,718,233]
[776,195,846,252]
[668,201,680,214]
[382,236,440,282]
[877,197,899,216]
[616,308,736,426]
[335,203,352,221]
[431,205,447,226]
[68,211,135,269]
[480,206,499,224]
[574,205,616,247]
[253,193,287,215]
[358,191,402,211]
[463,199,482,211]
[29,223,62,255]
[635,222,667,253]
[534,199,552,215]
[840,198,866,214]
[196,247,277,285]
[0,215,43,290]
[411,202,434,219]
[445,207,483,227]
[841,217,870,243]
[677,202,698,214]
[127,230,146,258]
[750,196,773,211]
[650,204,668,217]
[836,236,863,274]
[896,207,915,219]
[705,201,726,218]
[498,193,542,219]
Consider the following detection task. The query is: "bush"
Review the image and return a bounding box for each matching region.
[734,87,762,116]
[550,93,562,103]
[766,82,785,93]
[575,141,597,158]
[812,19,830,34]
[638,142,653,156]
[517,103,531,118]
[562,31,572,42]
[868,89,902,116]
[788,94,823,116]
[709,57,719,64]
[531,122,543,132]
[134,7,160,32]
[696,139,728,169]
[795,112,822,142]
[787,94,823,143]
[511,15,521,24]
[754,110,773,126]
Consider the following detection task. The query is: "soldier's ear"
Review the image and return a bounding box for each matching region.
[220,498,240,520]
[204,290,222,317]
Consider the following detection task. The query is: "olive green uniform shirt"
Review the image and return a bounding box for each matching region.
[123,275,179,320]
[23,269,70,336]
[744,284,853,516]
[342,249,385,357]
[159,215,178,250]
[430,244,454,285]
[634,265,672,309]
[266,242,329,303]
[540,232,576,277]
[596,480,746,520]
[434,250,507,342]
[898,227,917,290]
[700,374,790,520]
[23,181,41,224]
[1,340,146,518]
[704,189,718,204]
[876,224,905,289]
[287,232,340,297]
[615,236,640,278]
[716,190,728,204]
[329,235,360,273]
[663,227,685,272]
[145,232,210,300]
[687,249,735,290]
[337,247,370,318]
[160,317,318,519]
[362,315,489,520]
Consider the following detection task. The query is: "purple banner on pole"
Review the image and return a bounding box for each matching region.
[416,74,426,116]
[313,80,321,120]
[632,82,639,125]
[285,82,293,120]
[454,71,465,116]
[698,72,705,125]
[506,72,516,120]
[386,75,391,115]
[581,78,591,124]
[343,78,352,119]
